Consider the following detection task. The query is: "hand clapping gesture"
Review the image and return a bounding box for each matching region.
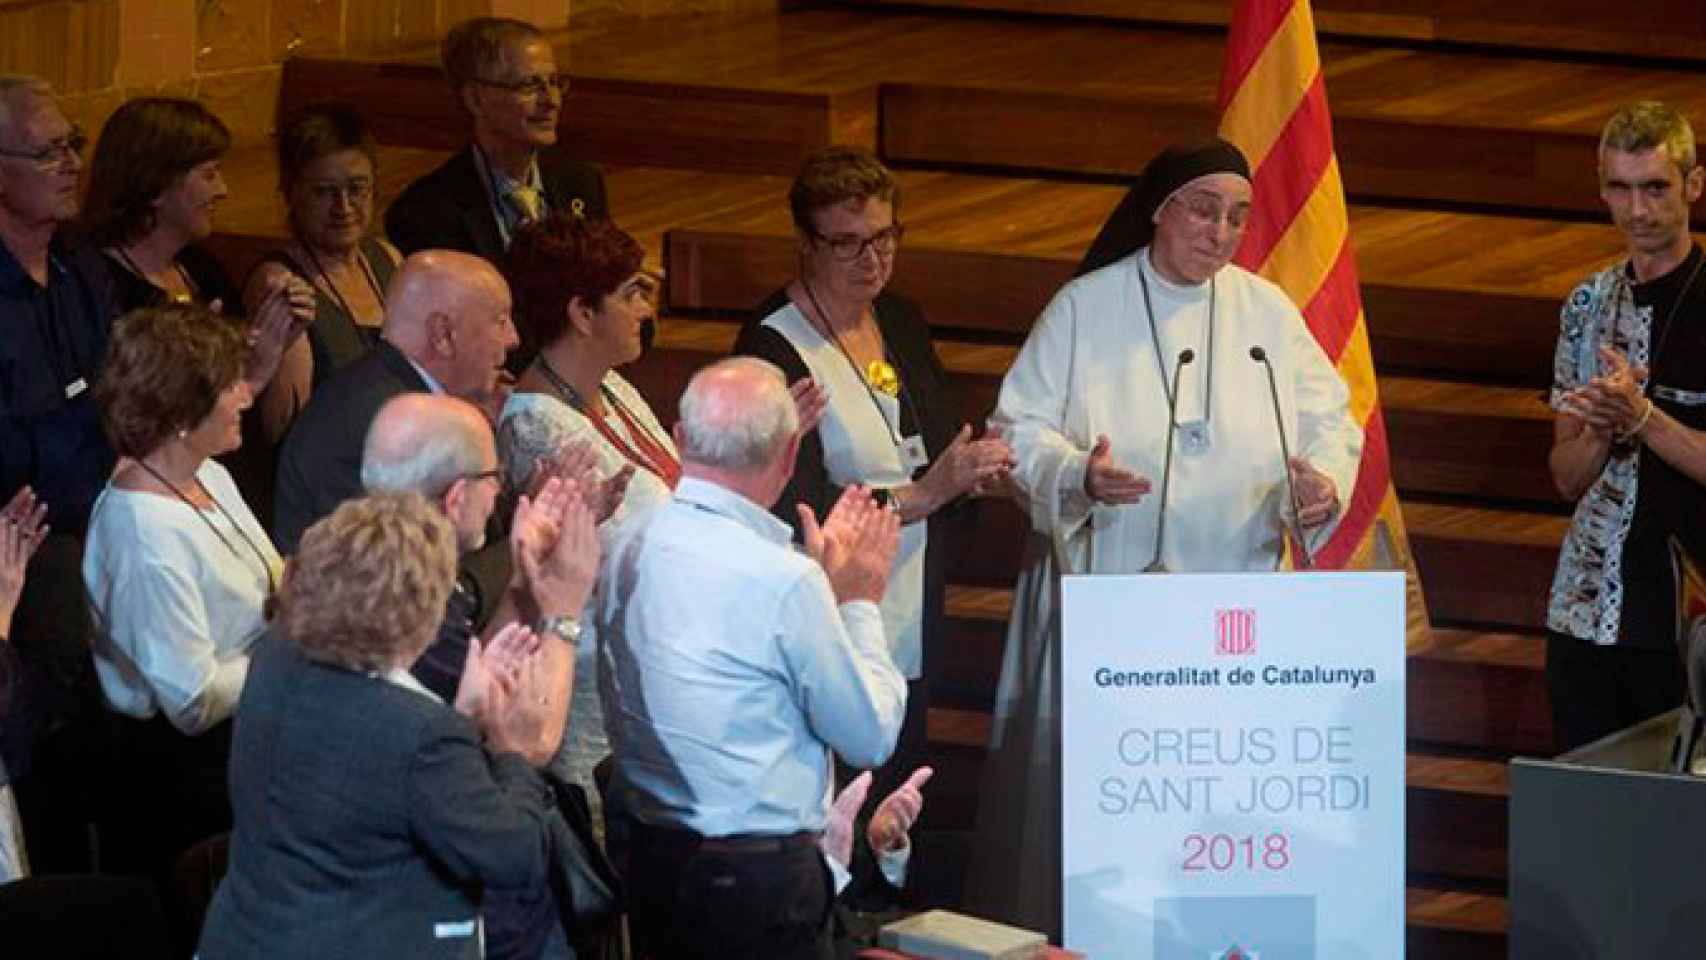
[0,487,49,637]
[509,476,602,621]
[909,424,1014,516]
[465,622,571,767]
[244,273,317,389]
[531,438,635,525]
[1562,347,1651,437]
[797,485,901,605]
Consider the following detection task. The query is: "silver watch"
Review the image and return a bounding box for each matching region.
[535,614,582,647]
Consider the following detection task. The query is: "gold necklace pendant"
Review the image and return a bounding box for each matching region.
[866,359,900,396]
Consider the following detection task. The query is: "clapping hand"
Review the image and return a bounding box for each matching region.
[470,623,570,767]
[790,376,829,439]
[1562,347,1649,436]
[1084,435,1151,504]
[821,770,874,870]
[1286,457,1340,529]
[797,485,900,605]
[0,486,49,636]
[244,274,317,388]
[532,439,634,524]
[454,616,539,719]
[511,477,602,621]
[916,425,1014,512]
[867,766,933,853]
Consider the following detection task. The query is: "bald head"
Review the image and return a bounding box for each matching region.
[677,357,799,473]
[382,250,519,404]
[362,393,493,496]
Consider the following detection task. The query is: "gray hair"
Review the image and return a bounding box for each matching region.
[361,405,489,497]
[1602,101,1698,173]
[677,357,798,471]
[0,75,52,145]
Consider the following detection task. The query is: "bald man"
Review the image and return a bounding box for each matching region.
[599,357,906,960]
[360,392,599,960]
[273,250,519,554]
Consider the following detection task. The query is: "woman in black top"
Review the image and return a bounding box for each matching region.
[245,104,403,446]
[732,146,1012,806]
[83,97,314,512]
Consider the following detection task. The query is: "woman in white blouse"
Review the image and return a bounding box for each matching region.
[499,214,676,838]
[84,304,281,875]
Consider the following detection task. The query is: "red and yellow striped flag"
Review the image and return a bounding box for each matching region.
[1215,0,1429,644]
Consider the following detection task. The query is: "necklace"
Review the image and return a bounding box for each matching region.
[1137,256,1216,454]
[801,280,902,398]
[115,246,198,305]
[133,458,277,618]
[536,356,681,488]
[797,280,926,451]
[300,242,386,325]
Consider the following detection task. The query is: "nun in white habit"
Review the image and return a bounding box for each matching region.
[964,137,1363,937]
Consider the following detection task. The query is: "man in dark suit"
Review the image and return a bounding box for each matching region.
[272,249,519,554]
[385,16,608,267]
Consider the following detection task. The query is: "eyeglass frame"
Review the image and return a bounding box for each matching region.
[1165,189,1252,232]
[807,222,906,262]
[300,177,375,206]
[474,73,569,102]
[0,125,87,172]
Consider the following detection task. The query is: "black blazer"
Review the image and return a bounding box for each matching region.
[384,145,609,264]
[197,635,558,960]
[272,340,427,554]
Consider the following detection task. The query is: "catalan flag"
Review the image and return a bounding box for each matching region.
[1215,0,1429,645]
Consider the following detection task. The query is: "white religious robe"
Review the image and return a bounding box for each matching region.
[963,248,1362,936]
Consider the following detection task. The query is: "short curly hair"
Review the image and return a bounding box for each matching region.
[95,305,248,458]
[505,213,644,352]
[280,492,458,673]
[788,145,901,235]
[82,97,231,247]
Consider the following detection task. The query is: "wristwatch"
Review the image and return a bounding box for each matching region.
[535,614,582,648]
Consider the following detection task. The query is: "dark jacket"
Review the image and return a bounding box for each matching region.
[197,635,557,960]
[272,340,427,553]
[384,145,609,264]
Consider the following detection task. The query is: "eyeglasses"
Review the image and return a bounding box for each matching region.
[810,223,905,262]
[439,468,502,499]
[0,125,86,172]
[304,177,373,205]
[1170,192,1250,232]
[476,73,568,102]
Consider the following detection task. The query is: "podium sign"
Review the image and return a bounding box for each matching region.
[1061,572,1405,958]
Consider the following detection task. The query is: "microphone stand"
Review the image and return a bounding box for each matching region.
[1250,346,1312,570]
[1145,348,1194,573]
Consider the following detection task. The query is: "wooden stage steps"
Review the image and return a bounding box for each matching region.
[849,0,1706,63]
[280,7,1706,215]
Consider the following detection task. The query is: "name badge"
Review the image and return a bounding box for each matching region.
[898,435,930,473]
[64,377,87,400]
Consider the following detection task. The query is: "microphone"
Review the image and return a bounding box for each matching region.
[1676,624,1706,773]
[1145,348,1195,573]
[1250,346,1312,570]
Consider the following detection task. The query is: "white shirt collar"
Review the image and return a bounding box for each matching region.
[378,665,444,705]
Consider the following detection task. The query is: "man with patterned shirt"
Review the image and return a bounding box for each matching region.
[1546,101,1706,752]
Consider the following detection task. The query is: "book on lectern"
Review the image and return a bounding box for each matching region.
[878,910,1048,960]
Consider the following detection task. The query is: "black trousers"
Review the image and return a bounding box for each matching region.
[1547,632,1686,754]
[626,823,833,960]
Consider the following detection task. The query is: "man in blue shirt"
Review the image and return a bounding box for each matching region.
[599,357,907,960]
[0,75,117,871]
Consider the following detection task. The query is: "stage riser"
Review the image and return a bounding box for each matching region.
[280,59,873,176]
[848,0,1706,64]
[664,230,1566,388]
[882,84,1599,215]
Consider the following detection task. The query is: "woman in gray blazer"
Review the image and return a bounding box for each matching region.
[198,490,586,959]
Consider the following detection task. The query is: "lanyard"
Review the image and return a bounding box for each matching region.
[1137,257,1215,428]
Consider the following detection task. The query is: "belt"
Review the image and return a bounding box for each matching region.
[631,821,819,856]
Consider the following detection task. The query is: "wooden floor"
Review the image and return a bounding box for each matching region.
[202,3,1705,951]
